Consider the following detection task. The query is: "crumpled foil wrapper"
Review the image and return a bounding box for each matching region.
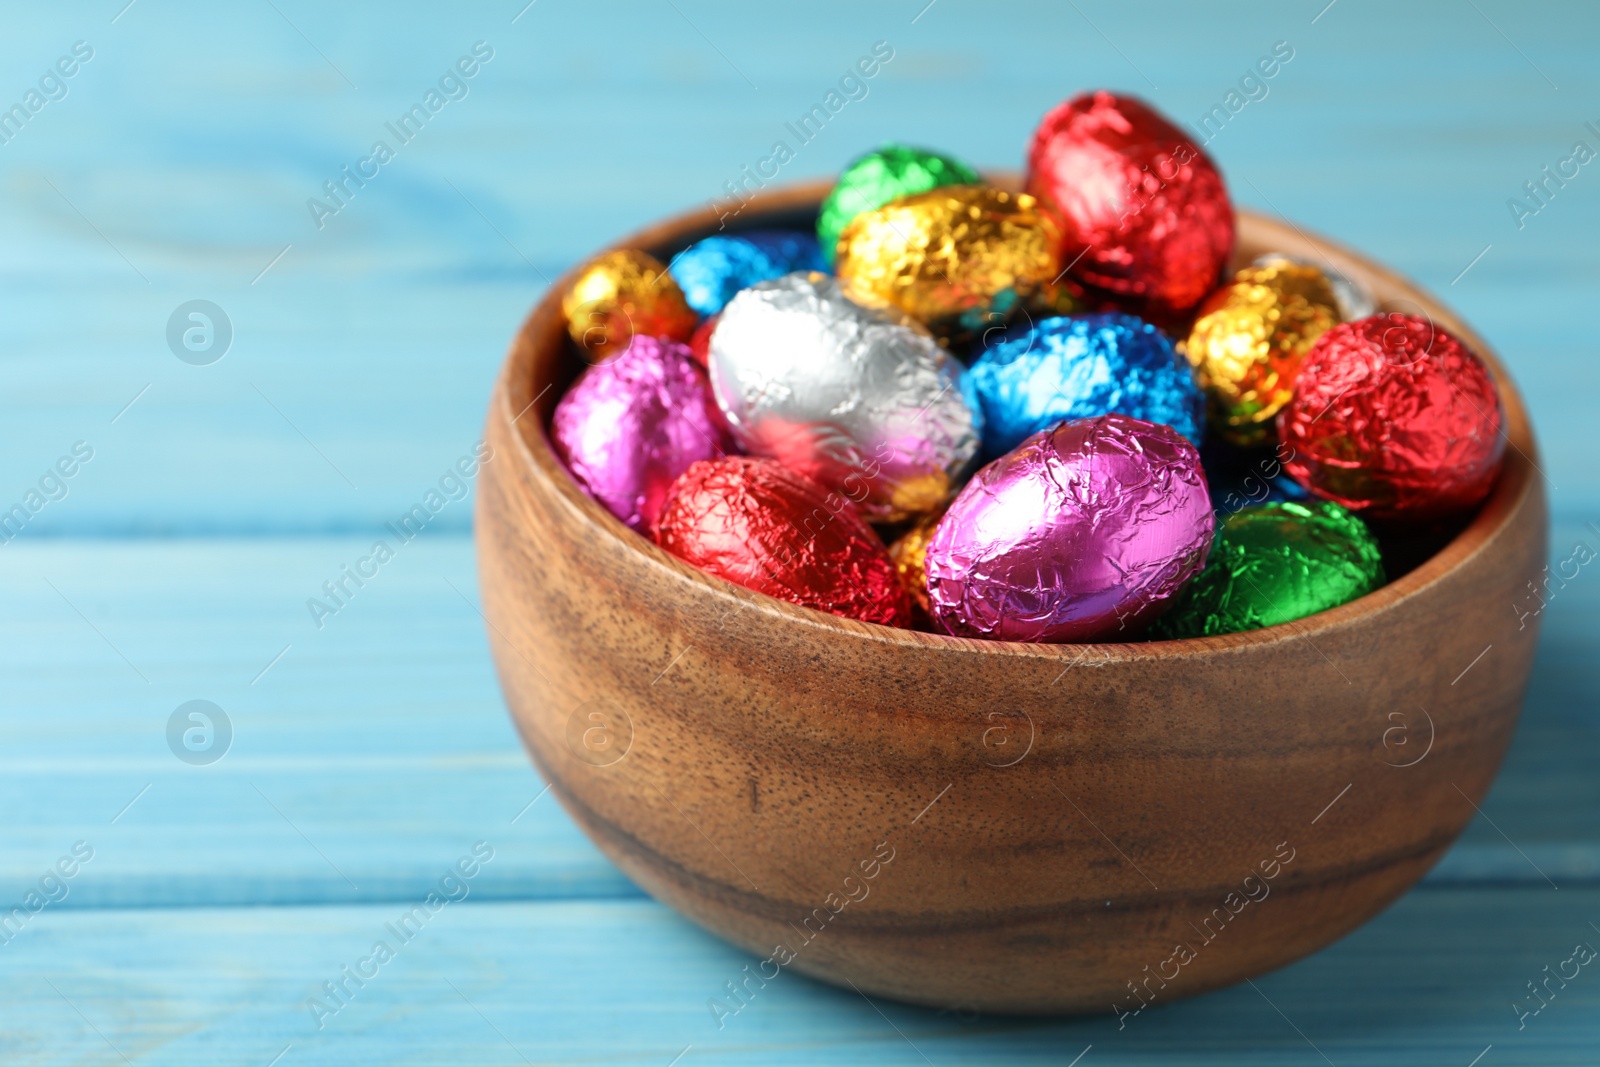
[551,335,734,533]
[817,144,980,266]
[834,186,1062,341]
[965,311,1205,459]
[561,249,698,362]
[708,271,981,523]
[1278,314,1505,518]
[1026,91,1234,321]
[655,456,911,626]
[1150,500,1384,638]
[669,230,826,317]
[1186,261,1341,445]
[924,413,1214,643]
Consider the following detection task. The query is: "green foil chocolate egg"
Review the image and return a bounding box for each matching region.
[817,145,981,265]
[1151,500,1384,639]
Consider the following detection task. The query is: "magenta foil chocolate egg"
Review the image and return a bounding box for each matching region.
[551,335,734,533]
[924,413,1214,643]
[708,271,980,523]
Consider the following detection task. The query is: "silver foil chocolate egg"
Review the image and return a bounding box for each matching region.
[707,272,980,522]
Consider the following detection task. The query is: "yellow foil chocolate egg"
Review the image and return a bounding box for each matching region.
[887,505,947,618]
[561,249,697,361]
[1185,261,1341,445]
[835,187,1062,341]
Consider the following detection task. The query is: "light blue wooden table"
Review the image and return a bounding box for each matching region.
[3,1,1598,1063]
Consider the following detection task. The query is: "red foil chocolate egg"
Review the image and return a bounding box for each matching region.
[1278,314,1505,518]
[656,457,911,627]
[1026,91,1234,321]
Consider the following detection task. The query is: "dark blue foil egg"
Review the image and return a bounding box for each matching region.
[1202,437,1312,520]
[669,231,827,318]
[962,312,1205,459]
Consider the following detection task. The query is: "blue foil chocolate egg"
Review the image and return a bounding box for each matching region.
[962,312,1205,459]
[1201,437,1311,521]
[669,231,827,318]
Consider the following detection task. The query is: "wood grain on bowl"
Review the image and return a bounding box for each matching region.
[475,180,1546,1015]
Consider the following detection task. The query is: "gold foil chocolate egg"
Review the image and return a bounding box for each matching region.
[834,186,1062,341]
[1252,252,1376,321]
[1185,261,1341,445]
[561,249,698,362]
[888,504,948,618]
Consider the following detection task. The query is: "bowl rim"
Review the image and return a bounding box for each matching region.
[490,177,1541,662]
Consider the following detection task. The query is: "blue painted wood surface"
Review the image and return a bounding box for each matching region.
[2,0,1597,1062]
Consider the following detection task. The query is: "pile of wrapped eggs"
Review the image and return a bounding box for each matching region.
[550,90,1506,643]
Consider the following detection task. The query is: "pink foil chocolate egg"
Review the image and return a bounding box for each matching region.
[924,413,1214,643]
[551,335,734,533]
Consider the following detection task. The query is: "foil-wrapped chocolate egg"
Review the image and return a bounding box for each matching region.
[1278,314,1505,518]
[1252,252,1376,320]
[708,272,980,523]
[551,335,734,533]
[561,249,697,362]
[924,414,1214,643]
[1150,501,1384,638]
[1185,261,1341,445]
[817,144,981,265]
[834,186,1062,341]
[964,312,1205,460]
[656,457,911,626]
[1026,91,1234,320]
[669,230,826,317]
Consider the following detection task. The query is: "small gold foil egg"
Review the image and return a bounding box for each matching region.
[887,504,948,619]
[561,249,697,362]
[1185,261,1341,445]
[835,187,1062,341]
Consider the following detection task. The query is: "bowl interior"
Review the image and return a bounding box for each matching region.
[495,178,1538,660]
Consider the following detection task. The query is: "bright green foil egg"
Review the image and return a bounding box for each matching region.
[1151,500,1384,639]
[817,144,981,265]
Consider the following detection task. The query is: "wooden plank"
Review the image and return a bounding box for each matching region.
[1,520,1595,908]
[0,535,636,908]
[2,887,1597,1065]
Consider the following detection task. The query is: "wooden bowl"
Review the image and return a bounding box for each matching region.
[475,179,1547,1015]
